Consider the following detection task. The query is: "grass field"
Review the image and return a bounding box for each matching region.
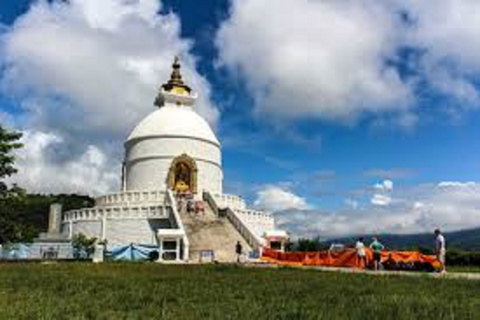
[449,265,480,273]
[0,263,479,320]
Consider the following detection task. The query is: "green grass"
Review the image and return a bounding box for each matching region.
[449,265,480,273]
[0,263,479,320]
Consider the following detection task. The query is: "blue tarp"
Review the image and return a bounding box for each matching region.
[0,243,158,261]
[249,251,260,259]
[0,243,31,259]
[107,244,159,261]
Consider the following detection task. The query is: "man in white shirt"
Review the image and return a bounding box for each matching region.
[355,237,367,268]
[434,229,446,273]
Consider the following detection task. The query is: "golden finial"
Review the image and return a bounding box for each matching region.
[161,56,192,94]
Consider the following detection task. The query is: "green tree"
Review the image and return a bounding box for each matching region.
[294,237,329,252]
[0,125,25,243]
[0,125,23,198]
[72,233,98,259]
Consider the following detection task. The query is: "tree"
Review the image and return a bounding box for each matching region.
[72,233,98,259]
[294,237,329,252]
[0,125,23,199]
[0,125,25,243]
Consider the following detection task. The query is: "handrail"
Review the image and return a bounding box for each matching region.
[166,189,189,261]
[211,193,247,210]
[225,207,264,250]
[204,191,263,250]
[234,208,274,220]
[203,191,219,216]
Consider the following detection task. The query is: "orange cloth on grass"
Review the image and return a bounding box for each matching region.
[261,247,441,270]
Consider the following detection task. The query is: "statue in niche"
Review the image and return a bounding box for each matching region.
[174,162,191,192]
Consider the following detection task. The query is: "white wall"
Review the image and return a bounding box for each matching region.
[126,137,220,163]
[68,218,159,247]
[106,219,158,246]
[125,136,223,194]
[71,220,102,239]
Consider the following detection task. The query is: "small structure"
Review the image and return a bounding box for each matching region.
[30,203,73,259]
[263,230,289,252]
[157,229,186,262]
[92,243,104,263]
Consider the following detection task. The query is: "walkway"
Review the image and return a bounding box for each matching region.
[247,262,480,281]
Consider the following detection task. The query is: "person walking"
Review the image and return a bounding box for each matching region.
[434,229,447,273]
[235,241,243,263]
[355,237,367,268]
[369,237,385,271]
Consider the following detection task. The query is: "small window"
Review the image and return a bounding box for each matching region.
[270,241,282,250]
[163,240,177,251]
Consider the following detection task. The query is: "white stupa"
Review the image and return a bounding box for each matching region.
[124,60,222,195]
[60,58,288,262]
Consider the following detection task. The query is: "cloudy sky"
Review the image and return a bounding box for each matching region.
[1,0,480,238]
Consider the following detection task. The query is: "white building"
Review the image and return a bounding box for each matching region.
[61,58,288,262]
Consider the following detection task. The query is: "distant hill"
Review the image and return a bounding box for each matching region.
[325,227,480,252]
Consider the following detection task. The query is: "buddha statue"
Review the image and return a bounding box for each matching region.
[174,163,190,192]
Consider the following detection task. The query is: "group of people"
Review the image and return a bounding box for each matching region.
[176,191,205,216]
[354,229,447,273]
[355,237,384,271]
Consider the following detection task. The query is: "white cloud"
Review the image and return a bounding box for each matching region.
[8,130,118,195]
[0,0,218,194]
[217,0,480,125]
[217,0,412,123]
[371,179,393,206]
[370,193,392,206]
[437,181,476,189]
[275,181,480,238]
[254,185,309,212]
[404,0,480,73]
[374,179,393,192]
[399,0,480,110]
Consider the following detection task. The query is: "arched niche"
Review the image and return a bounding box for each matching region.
[167,154,198,194]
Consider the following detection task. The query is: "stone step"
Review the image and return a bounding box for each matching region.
[178,200,251,263]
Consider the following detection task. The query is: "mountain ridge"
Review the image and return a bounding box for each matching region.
[325,227,480,252]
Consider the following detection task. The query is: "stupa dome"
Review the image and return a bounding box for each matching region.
[126,105,219,146]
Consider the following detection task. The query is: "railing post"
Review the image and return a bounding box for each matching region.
[166,189,189,262]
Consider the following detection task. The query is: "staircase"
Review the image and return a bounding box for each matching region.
[178,201,251,263]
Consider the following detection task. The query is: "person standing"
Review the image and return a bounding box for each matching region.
[369,237,385,271]
[434,229,447,273]
[235,241,243,263]
[355,237,367,268]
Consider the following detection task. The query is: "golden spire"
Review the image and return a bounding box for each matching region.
[161,56,192,95]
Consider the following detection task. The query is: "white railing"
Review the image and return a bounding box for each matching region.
[166,189,189,261]
[211,193,246,210]
[63,205,168,222]
[234,208,274,221]
[225,207,264,250]
[95,190,166,207]
[234,209,275,238]
[204,192,263,250]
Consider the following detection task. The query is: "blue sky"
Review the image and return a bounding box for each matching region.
[1,0,480,237]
